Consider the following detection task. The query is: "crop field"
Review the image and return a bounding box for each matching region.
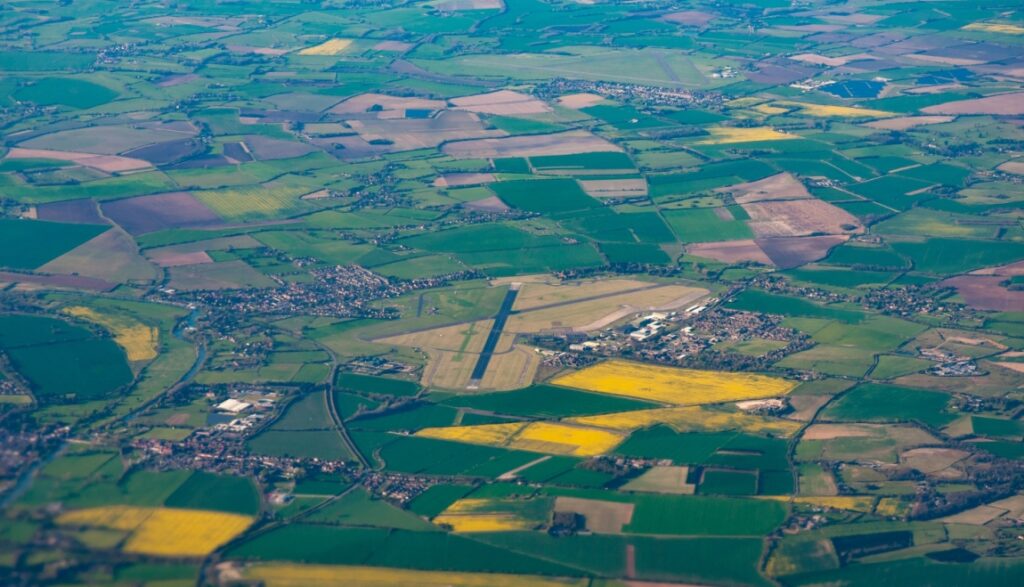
[63,306,158,362]
[0,218,108,270]
[552,360,796,405]
[695,126,796,144]
[57,506,253,557]
[434,497,551,533]
[416,421,626,457]
[297,38,354,55]
[241,563,588,587]
[568,406,802,437]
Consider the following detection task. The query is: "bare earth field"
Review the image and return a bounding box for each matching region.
[554,497,634,534]
[790,53,876,66]
[864,115,956,130]
[330,93,446,116]
[34,199,106,224]
[450,90,552,115]
[756,235,849,269]
[5,148,152,173]
[556,93,605,109]
[718,172,811,204]
[443,130,622,158]
[686,239,774,265]
[102,192,225,235]
[579,178,648,198]
[347,111,504,152]
[39,229,158,283]
[939,275,1024,311]
[434,173,496,188]
[743,199,862,238]
[922,92,1024,115]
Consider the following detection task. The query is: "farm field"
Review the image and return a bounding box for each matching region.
[4,1,1024,585]
[552,360,797,405]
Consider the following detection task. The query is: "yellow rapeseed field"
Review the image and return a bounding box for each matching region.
[416,421,624,456]
[753,104,790,116]
[874,497,908,517]
[64,306,158,361]
[963,22,1024,34]
[243,563,589,587]
[433,498,548,533]
[298,38,353,55]
[568,406,802,437]
[58,505,154,531]
[781,102,896,119]
[417,422,526,446]
[512,422,624,456]
[696,126,796,144]
[797,496,875,513]
[551,360,797,406]
[57,506,253,557]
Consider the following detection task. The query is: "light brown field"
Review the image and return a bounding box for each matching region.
[240,563,586,587]
[450,90,551,115]
[40,228,159,284]
[434,172,496,187]
[579,178,648,197]
[5,148,151,173]
[802,423,878,440]
[381,320,499,354]
[864,115,956,130]
[330,93,447,116]
[346,111,503,151]
[997,161,1024,175]
[941,504,1009,525]
[900,447,969,474]
[465,196,510,212]
[443,130,621,158]
[621,466,695,495]
[718,172,811,204]
[554,496,634,533]
[476,344,540,390]
[786,395,832,421]
[939,276,1024,312]
[372,40,413,52]
[506,284,706,333]
[512,278,655,311]
[922,91,1024,115]
[790,53,876,66]
[557,93,605,109]
[227,45,291,56]
[743,199,862,238]
[686,239,774,265]
[908,54,985,67]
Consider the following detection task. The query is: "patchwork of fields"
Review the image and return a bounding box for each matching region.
[3,0,1024,586]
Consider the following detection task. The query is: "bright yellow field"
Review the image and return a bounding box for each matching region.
[753,104,790,115]
[57,506,253,557]
[763,496,875,513]
[963,22,1024,34]
[568,406,802,437]
[242,563,588,587]
[552,360,797,405]
[875,497,909,517]
[416,421,624,456]
[434,499,537,533]
[64,306,158,361]
[696,126,795,144]
[780,102,895,119]
[298,38,353,55]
